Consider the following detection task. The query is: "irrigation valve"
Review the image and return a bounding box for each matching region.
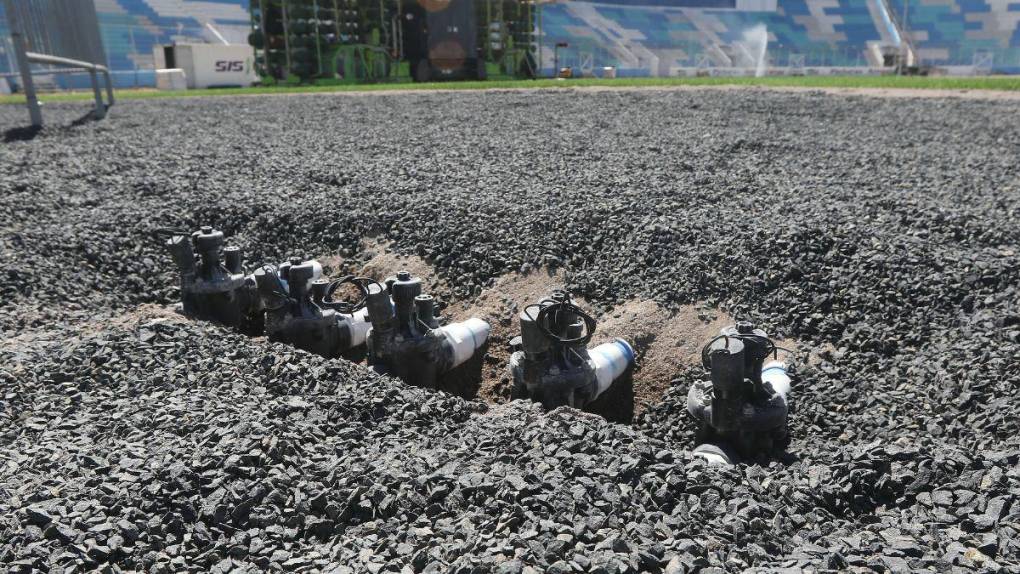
[165,226,262,333]
[509,291,635,409]
[253,258,375,359]
[687,321,791,465]
[364,270,490,388]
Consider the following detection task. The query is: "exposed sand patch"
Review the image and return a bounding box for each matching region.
[589,300,734,420]
[358,242,440,290]
[443,270,750,423]
[102,302,189,331]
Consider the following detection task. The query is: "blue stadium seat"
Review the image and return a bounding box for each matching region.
[886,0,1020,70]
[538,0,891,75]
[4,0,1020,85]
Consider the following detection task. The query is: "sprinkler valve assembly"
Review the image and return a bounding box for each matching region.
[165,226,262,332]
[253,258,374,359]
[364,270,490,388]
[687,321,791,464]
[509,291,634,409]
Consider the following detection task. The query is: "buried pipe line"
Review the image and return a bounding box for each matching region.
[163,227,800,466]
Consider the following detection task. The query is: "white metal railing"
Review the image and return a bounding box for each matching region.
[26,51,115,115]
[4,0,113,127]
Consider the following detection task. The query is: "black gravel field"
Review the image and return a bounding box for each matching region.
[1,88,1018,573]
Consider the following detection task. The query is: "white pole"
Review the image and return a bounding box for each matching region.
[205,22,230,45]
[4,0,43,126]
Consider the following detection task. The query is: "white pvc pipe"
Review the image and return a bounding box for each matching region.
[346,307,372,347]
[438,318,491,369]
[589,338,635,400]
[205,22,230,45]
[762,359,791,399]
[692,443,734,465]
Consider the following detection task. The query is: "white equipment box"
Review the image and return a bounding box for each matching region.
[155,68,187,91]
[153,43,257,89]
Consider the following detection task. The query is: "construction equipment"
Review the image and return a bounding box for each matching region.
[164,226,263,333]
[509,290,634,409]
[365,270,490,387]
[688,321,791,464]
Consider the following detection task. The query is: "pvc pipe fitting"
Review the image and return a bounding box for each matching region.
[438,318,491,369]
[692,443,736,466]
[761,359,791,399]
[589,338,635,400]
[346,307,372,347]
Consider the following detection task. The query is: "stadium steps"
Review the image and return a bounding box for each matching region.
[538,0,888,74]
[886,0,1020,68]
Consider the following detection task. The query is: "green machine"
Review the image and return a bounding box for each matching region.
[249,0,536,85]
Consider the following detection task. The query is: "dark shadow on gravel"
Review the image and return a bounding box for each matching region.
[3,109,103,142]
[68,108,104,127]
[586,369,635,424]
[3,125,41,143]
[436,340,488,400]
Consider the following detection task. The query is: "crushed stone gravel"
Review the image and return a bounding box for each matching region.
[1,88,1018,572]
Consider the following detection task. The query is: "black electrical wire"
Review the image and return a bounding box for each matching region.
[415,316,436,333]
[700,334,731,370]
[534,296,597,346]
[318,275,379,313]
[772,345,796,360]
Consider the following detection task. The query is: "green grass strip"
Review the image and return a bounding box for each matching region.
[3,75,1020,105]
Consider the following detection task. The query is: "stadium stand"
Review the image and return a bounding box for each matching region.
[537,0,900,75]
[886,0,1020,73]
[97,0,250,83]
[3,0,1020,88]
